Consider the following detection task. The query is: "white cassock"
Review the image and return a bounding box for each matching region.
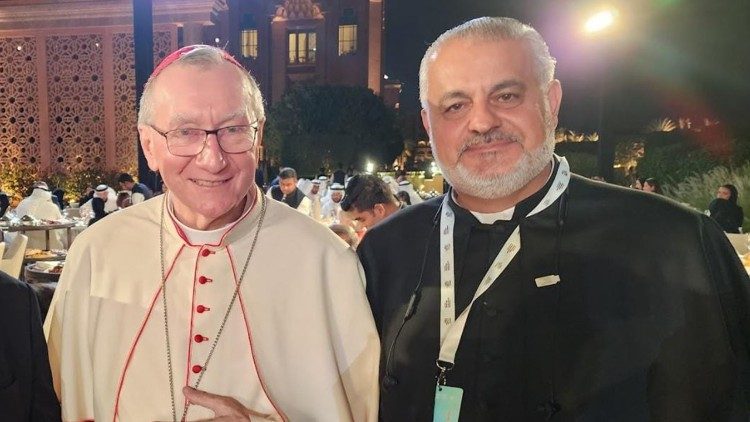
[14,188,64,249]
[44,187,380,421]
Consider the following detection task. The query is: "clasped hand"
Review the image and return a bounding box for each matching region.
[182,386,282,422]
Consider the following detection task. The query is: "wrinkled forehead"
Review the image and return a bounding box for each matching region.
[150,63,252,122]
[425,37,534,96]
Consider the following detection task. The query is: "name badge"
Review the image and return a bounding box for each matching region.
[535,274,560,288]
[433,385,463,422]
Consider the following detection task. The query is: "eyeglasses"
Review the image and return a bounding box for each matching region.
[149,124,259,157]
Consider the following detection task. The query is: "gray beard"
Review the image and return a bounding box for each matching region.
[435,132,555,200]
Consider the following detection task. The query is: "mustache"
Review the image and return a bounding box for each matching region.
[457,129,521,157]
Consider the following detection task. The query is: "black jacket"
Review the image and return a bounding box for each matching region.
[709,198,744,233]
[358,175,750,421]
[269,186,306,209]
[0,271,60,421]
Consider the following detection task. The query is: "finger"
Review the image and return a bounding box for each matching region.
[183,386,237,414]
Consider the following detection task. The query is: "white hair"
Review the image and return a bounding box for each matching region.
[137,45,265,126]
[419,17,556,107]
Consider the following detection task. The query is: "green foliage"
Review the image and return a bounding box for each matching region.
[0,164,125,204]
[635,130,727,185]
[47,168,123,202]
[664,162,750,231]
[555,141,598,177]
[563,152,599,177]
[0,163,40,203]
[265,84,402,174]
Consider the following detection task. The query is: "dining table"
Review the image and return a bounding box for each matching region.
[3,221,77,250]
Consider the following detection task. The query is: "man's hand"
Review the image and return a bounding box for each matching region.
[183,386,282,421]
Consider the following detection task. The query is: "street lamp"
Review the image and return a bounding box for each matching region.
[365,161,374,173]
[583,7,619,180]
[584,9,618,34]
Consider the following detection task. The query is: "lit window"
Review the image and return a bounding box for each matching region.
[288,31,317,64]
[338,24,357,55]
[241,29,258,59]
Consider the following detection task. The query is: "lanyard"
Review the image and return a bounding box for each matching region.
[437,157,570,373]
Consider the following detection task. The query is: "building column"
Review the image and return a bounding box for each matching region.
[368,0,383,95]
[183,22,204,46]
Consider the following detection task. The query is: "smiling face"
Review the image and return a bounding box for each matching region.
[421,37,561,201]
[138,61,262,229]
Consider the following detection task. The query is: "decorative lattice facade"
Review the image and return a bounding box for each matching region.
[0,29,176,174]
[0,37,41,166]
[46,34,106,172]
[112,30,174,171]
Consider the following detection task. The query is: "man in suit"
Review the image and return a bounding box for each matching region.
[357,17,750,421]
[0,270,60,421]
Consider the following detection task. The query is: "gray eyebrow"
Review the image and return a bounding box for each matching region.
[169,110,247,127]
[437,80,527,106]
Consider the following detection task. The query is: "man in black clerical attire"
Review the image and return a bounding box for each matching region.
[266,167,312,216]
[0,270,60,421]
[357,17,750,421]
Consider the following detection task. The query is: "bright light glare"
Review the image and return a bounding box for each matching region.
[584,9,617,34]
[365,161,374,173]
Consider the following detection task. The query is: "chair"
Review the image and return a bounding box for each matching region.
[725,233,748,255]
[0,233,28,279]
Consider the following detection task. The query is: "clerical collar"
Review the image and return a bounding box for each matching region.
[167,194,255,245]
[449,158,559,225]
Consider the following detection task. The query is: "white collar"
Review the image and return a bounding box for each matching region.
[451,160,555,224]
[167,194,253,245]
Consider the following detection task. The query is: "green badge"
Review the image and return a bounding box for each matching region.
[433,385,463,422]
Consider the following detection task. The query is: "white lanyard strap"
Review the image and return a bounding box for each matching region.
[438,156,570,365]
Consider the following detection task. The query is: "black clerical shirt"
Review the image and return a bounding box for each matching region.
[450,161,558,315]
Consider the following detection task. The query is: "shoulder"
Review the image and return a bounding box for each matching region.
[0,271,32,297]
[263,198,350,253]
[0,271,33,311]
[74,196,161,247]
[361,196,443,248]
[565,175,711,235]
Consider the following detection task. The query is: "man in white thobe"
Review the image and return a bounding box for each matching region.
[79,184,119,216]
[397,179,424,205]
[45,45,379,422]
[15,181,64,250]
[321,183,346,224]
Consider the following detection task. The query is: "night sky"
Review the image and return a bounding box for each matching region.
[385,0,750,135]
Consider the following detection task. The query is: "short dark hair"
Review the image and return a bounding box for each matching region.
[341,174,397,212]
[279,167,298,180]
[117,173,135,183]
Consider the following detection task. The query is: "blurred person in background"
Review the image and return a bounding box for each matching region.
[709,184,744,233]
[642,178,662,194]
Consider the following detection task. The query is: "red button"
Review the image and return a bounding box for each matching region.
[198,276,208,284]
[201,249,211,257]
[192,365,202,374]
[196,305,209,313]
[194,334,205,343]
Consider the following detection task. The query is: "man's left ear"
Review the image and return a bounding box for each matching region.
[138,125,160,172]
[546,79,562,126]
[252,120,266,162]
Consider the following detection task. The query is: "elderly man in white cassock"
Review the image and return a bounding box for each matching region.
[45,45,379,422]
